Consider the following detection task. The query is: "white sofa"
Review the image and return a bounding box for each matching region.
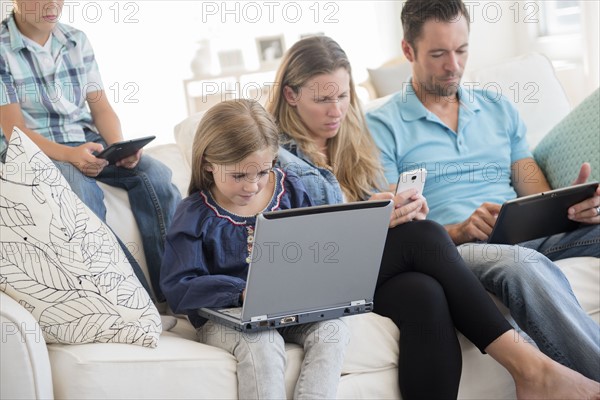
[2,53,599,400]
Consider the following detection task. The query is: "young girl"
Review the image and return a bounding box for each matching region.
[160,99,349,399]
[267,35,600,399]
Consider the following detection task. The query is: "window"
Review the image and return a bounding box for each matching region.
[538,1,582,36]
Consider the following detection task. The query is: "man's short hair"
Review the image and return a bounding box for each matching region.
[401,0,470,51]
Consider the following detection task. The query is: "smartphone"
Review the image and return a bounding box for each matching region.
[395,168,427,199]
[94,135,156,165]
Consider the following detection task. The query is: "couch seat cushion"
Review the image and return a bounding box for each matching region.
[48,332,237,399]
[170,313,400,374]
[555,256,600,323]
[341,313,398,373]
[47,329,309,400]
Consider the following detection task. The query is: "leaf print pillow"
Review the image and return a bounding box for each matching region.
[0,129,161,347]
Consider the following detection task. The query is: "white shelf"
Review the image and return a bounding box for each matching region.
[183,66,278,115]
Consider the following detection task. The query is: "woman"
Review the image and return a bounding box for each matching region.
[266,35,599,399]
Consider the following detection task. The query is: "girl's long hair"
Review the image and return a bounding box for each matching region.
[266,35,385,201]
[188,99,279,195]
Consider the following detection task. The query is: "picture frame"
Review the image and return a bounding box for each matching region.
[256,35,285,65]
[218,49,245,72]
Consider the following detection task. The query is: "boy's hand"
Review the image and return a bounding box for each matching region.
[68,143,108,177]
[116,149,143,169]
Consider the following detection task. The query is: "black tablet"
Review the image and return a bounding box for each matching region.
[488,182,599,245]
[95,135,156,164]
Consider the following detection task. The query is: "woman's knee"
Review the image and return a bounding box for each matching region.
[392,219,448,238]
[387,220,456,253]
[375,272,449,320]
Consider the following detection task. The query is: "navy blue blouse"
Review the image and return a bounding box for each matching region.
[160,168,312,327]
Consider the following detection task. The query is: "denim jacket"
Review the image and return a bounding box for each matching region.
[276,141,344,206]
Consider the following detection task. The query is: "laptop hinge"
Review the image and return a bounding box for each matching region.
[351,300,366,306]
[250,315,268,322]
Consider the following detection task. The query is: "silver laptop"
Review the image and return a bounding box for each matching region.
[198,200,393,332]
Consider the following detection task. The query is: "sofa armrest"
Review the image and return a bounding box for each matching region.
[0,291,54,399]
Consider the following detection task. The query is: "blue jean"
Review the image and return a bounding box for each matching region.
[520,224,600,260]
[458,225,600,380]
[53,149,181,303]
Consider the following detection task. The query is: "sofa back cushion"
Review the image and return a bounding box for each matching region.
[468,53,571,149]
[534,88,600,189]
[174,111,205,170]
[0,129,162,347]
[367,60,412,98]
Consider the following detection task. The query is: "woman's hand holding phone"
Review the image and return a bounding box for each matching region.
[392,190,428,227]
[395,168,427,202]
[370,190,428,228]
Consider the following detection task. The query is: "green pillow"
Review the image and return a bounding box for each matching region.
[534,88,600,189]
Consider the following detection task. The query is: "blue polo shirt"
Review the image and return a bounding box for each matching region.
[366,82,532,226]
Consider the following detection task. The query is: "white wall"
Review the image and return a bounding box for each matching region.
[464,1,522,71]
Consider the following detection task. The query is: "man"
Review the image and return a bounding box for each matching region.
[366,0,600,380]
[0,0,181,301]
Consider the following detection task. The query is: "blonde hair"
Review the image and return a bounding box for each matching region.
[266,36,385,202]
[188,99,279,195]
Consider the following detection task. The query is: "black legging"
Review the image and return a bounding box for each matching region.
[374,220,512,400]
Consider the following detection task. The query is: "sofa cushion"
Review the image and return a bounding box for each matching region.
[533,88,599,189]
[468,53,571,149]
[174,111,205,171]
[342,313,399,373]
[47,333,238,399]
[367,61,412,98]
[100,143,191,302]
[170,311,400,374]
[555,256,600,323]
[0,129,161,347]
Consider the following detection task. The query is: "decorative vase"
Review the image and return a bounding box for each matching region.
[190,39,212,77]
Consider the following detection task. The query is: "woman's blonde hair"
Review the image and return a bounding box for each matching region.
[188,99,279,195]
[266,35,385,202]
